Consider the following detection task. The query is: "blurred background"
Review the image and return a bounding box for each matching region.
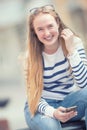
[0,0,87,130]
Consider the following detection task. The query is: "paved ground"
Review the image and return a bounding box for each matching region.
[0,81,27,130]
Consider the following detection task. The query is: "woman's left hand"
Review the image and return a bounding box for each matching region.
[61,28,75,55]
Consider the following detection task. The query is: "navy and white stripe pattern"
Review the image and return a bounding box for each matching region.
[37,37,87,116]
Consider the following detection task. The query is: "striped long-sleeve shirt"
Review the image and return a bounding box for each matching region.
[37,37,87,117]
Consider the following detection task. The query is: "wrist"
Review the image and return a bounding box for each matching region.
[45,107,56,118]
[53,109,57,119]
[67,49,76,57]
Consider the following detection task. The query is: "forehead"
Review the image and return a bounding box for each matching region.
[33,13,57,27]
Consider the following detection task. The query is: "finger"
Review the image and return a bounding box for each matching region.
[58,106,67,112]
[61,30,73,38]
[60,34,66,39]
[68,111,77,119]
[61,28,73,34]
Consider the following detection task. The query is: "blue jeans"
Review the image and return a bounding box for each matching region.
[24,87,87,130]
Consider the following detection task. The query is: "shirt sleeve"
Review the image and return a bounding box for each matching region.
[37,98,56,118]
[67,37,87,88]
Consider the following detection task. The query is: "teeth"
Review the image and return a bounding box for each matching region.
[45,36,52,40]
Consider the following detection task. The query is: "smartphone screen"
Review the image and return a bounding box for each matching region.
[65,106,77,112]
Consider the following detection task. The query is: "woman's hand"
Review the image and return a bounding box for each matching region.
[61,29,75,55]
[53,106,77,123]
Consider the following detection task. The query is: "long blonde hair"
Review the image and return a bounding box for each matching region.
[26,8,68,116]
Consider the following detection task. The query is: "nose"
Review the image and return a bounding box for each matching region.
[44,29,50,36]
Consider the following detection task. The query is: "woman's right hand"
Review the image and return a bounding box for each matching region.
[53,106,77,123]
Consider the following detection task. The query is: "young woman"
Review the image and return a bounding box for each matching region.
[24,5,87,130]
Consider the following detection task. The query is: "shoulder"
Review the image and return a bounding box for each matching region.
[74,36,82,44]
[73,36,84,49]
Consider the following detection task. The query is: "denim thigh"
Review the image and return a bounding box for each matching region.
[24,87,87,129]
[24,102,62,130]
[60,87,87,121]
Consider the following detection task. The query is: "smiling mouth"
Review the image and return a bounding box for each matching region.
[44,35,53,41]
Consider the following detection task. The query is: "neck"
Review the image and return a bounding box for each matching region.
[44,42,60,54]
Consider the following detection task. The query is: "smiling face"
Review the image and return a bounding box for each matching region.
[33,13,59,51]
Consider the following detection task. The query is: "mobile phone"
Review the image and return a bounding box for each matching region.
[65,106,77,112]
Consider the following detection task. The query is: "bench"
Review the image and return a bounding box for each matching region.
[17,120,86,130]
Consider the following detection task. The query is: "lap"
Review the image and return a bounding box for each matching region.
[61,87,87,121]
[24,103,62,130]
[24,87,87,129]
[62,87,87,107]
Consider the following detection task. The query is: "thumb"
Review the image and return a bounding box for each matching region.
[58,106,67,112]
[60,34,66,41]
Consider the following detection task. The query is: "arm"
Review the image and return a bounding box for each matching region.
[37,98,77,122]
[61,29,87,88]
[68,38,87,88]
[37,98,55,117]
